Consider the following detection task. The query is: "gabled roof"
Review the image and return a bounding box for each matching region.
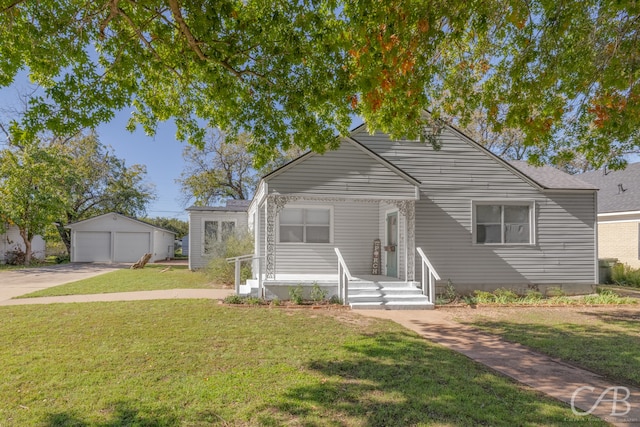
[509,161,597,190]
[350,118,596,192]
[65,212,176,235]
[578,162,640,213]
[262,136,421,187]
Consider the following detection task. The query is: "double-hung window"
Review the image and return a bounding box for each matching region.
[474,202,533,245]
[203,220,236,254]
[279,207,331,243]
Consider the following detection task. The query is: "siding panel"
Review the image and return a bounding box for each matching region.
[354,128,597,286]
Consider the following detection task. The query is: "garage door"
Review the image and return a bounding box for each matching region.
[114,232,151,262]
[75,231,111,262]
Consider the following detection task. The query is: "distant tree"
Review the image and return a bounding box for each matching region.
[461,109,529,161]
[54,132,156,254]
[178,130,303,207]
[178,131,256,206]
[0,138,69,264]
[141,217,188,238]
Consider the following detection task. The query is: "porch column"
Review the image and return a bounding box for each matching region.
[264,194,291,280]
[395,200,416,282]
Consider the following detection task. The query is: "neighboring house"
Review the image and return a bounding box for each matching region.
[66,213,176,263]
[0,225,45,264]
[244,123,598,308]
[187,200,250,270]
[578,162,640,268]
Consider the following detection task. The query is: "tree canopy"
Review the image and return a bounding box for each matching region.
[1,0,638,168]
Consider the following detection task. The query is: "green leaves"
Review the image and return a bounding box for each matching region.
[1,0,639,168]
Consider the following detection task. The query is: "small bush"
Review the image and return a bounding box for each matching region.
[611,263,640,287]
[474,291,495,303]
[270,298,281,307]
[223,295,245,304]
[5,247,27,265]
[523,289,543,302]
[206,231,254,285]
[245,297,263,306]
[289,285,304,305]
[493,288,519,303]
[328,295,343,305]
[310,282,327,302]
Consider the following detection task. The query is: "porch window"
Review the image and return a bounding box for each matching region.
[203,220,236,254]
[279,207,331,243]
[474,202,533,245]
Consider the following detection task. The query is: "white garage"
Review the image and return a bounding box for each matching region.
[66,213,176,263]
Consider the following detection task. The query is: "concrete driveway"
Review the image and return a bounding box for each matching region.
[0,263,127,301]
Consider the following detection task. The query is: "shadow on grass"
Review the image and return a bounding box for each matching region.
[258,331,596,426]
[468,318,640,388]
[44,402,179,426]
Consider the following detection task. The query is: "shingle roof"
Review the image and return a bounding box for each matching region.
[508,161,598,190]
[186,199,250,212]
[577,162,640,213]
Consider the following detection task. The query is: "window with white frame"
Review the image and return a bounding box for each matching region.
[474,202,533,244]
[279,207,331,243]
[203,220,236,254]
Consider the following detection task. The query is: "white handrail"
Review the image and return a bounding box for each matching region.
[227,254,264,297]
[416,247,440,304]
[334,248,352,305]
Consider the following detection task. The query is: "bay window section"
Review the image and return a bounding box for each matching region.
[279,207,331,243]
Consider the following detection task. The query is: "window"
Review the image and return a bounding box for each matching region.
[279,207,331,243]
[203,220,236,254]
[474,203,533,244]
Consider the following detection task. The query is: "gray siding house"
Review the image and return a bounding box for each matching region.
[187,200,249,270]
[245,123,598,308]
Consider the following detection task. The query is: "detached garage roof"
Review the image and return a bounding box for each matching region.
[66,212,176,235]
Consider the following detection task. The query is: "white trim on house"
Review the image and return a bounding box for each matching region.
[471,200,537,246]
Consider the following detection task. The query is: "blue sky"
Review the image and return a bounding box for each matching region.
[1,76,191,221]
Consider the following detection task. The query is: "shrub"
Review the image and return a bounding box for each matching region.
[223,295,245,304]
[473,290,495,303]
[328,295,343,305]
[493,288,519,303]
[611,263,640,287]
[245,297,263,306]
[523,289,543,302]
[289,285,304,305]
[206,231,254,285]
[310,282,327,302]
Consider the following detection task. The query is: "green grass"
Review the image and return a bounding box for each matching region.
[17,265,220,298]
[462,308,640,387]
[0,301,602,426]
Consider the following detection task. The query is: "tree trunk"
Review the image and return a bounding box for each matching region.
[19,228,32,265]
[56,223,72,255]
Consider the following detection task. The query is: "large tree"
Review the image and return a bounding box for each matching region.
[1,1,638,168]
[0,138,69,264]
[54,132,156,254]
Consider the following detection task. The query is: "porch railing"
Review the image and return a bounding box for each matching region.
[226,254,264,298]
[416,247,440,304]
[334,248,352,306]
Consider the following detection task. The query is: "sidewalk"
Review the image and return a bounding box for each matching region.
[358,310,640,426]
[0,288,234,306]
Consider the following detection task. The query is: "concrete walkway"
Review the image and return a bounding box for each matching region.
[0,288,234,306]
[359,310,640,426]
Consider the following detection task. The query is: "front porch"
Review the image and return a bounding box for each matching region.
[235,246,440,310]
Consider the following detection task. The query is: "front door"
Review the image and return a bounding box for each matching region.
[386,211,398,278]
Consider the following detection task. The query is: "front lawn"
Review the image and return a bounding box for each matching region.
[0,301,602,426]
[17,264,220,298]
[453,306,640,387]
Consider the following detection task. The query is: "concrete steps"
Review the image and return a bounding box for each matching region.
[347,280,434,310]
